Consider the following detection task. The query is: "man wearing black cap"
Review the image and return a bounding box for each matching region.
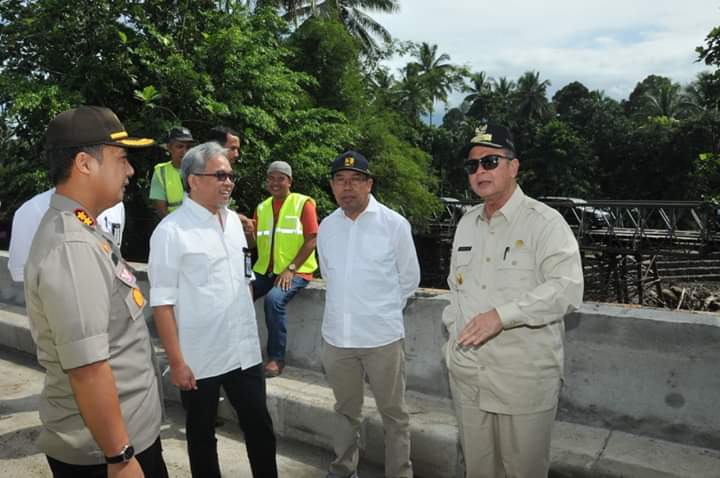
[443,124,583,477]
[317,151,420,478]
[149,126,195,218]
[24,106,167,477]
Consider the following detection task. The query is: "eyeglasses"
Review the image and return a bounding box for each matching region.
[463,155,512,174]
[192,171,237,182]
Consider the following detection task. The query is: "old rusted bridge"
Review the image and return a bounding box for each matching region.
[418,199,720,306]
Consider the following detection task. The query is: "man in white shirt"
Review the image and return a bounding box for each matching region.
[8,187,125,282]
[317,151,420,478]
[148,142,277,478]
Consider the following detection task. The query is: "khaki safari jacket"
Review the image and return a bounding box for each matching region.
[24,194,161,465]
[443,186,584,414]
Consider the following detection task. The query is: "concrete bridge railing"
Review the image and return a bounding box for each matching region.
[2,251,719,474]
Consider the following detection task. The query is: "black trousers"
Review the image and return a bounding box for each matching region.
[180,364,278,478]
[46,436,168,478]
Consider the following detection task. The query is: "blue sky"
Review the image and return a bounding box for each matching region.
[374,0,719,110]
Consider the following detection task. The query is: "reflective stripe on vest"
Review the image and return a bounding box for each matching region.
[154,161,184,212]
[253,193,318,275]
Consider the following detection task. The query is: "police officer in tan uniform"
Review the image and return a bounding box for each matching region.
[24,106,168,478]
[443,124,584,478]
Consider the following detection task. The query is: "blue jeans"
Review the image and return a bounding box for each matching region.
[253,272,309,361]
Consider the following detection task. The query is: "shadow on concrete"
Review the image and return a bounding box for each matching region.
[0,424,43,460]
[1,393,40,415]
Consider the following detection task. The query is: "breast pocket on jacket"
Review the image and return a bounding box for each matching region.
[496,250,536,293]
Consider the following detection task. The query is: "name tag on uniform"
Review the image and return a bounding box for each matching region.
[118,266,137,287]
[111,223,122,246]
[458,246,472,252]
[243,248,252,278]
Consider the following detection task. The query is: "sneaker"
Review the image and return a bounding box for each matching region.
[325,472,358,478]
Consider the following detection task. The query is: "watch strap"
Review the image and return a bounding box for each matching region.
[105,444,134,464]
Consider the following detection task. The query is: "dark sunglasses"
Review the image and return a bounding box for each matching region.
[463,155,512,174]
[192,171,237,182]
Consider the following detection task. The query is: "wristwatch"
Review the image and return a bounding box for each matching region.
[105,444,134,464]
[287,263,297,272]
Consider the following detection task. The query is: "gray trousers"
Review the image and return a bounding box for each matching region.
[449,370,557,478]
[322,339,412,478]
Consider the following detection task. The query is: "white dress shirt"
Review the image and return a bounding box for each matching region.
[8,188,125,282]
[318,195,420,348]
[148,197,261,380]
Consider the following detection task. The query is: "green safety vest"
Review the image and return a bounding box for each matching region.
[253,193,318,275]
[154,161,184,212]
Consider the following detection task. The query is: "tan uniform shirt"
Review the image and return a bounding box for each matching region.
[443,186,583,414]
[24,194,161,465]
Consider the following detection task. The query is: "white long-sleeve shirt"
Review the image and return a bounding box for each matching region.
[8,188,125,282]
[318,195,420,348]
[148,197,261,380]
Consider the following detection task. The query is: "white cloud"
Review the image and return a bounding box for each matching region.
[374,0,718,102]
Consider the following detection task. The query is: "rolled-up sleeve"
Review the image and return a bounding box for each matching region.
[497,217,584,329]
[39,242,111,370]
[148,224,180,306]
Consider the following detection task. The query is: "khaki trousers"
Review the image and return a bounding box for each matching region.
[322,339,412,478]
[450,373,556,478]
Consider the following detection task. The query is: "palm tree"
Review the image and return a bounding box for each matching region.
[392,66,432,124]
[641,82,686,119]
[408,42,462,125]
[488,76,516,123]
[684,72,719,113]
[368,67,395,106]
[281,0,399,53]
[514,71,551,123]
[461,71,493,119]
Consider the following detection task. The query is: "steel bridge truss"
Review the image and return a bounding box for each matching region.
[543,200,720,304]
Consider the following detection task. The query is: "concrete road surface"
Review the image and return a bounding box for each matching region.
[0,346,383,478]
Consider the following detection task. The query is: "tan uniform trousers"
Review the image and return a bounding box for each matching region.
[450,373,557,478]
[322,339,412,478]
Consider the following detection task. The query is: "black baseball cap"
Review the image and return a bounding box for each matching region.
[464,123,516,156]
[331,150,371,176]
[45,106,155,150]
[166,126,195,143]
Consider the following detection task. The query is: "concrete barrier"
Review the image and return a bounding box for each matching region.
[2,251,719,476]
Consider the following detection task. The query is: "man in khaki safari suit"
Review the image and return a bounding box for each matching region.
[443,123,583,478]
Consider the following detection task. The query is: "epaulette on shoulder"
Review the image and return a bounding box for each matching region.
[526,197,561,220]
[73,208,96,228]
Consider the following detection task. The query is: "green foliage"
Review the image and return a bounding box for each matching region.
[287,18,365,117]
[521,119,597,198]
[277,0,399,53]
[694,152,720,202]
[353,111,441,226]
[553,81,592,119]
[264,108,359,217]
[3,1,720,249]
[0,1,442,251]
